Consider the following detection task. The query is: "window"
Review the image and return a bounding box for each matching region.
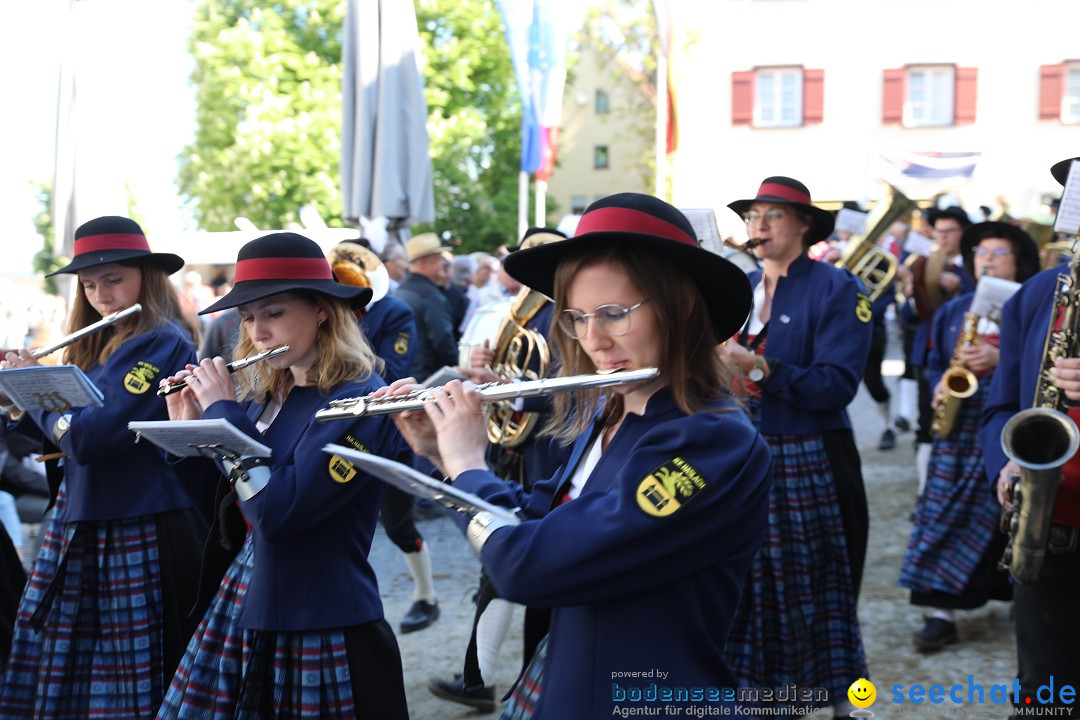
[883,65,977,126]
[594,145,609,170]
[1043,62,1080,123]
[571,195,588,214]
[731,67,823,127]
[595,89,610,114]
[756,68,803,127]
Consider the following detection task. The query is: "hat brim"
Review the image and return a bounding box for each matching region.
[502,232,752,343]
[727,197,835,243]
[46,250,186,277]
[200,280,373,316]
[409,246,452,261]
[1051,157,1078,187]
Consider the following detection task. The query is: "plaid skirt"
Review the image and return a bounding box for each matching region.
[0,493,167,719]
[725,429,868,711]
[500,633,547,720]
[158,535,370,719]
[899,384,1001,595]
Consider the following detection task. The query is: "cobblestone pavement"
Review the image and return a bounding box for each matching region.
[368,318,1018,719]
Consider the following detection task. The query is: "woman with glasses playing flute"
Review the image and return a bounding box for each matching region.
[0,216,205,718]
[385,194,772,718]
[717,177,873,719]
[156,232,408,720]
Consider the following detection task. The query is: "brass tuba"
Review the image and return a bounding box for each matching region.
[834,183,914,302]
[930,311,979,439]
[999,247,1080,583]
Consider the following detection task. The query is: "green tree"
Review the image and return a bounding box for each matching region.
[180,0,346,231]
[31,181,63,295]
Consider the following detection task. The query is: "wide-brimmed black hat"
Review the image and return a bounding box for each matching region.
[1051,157,1078,186]
[200,232,372,315]
[47,216,185,277]
[960,221,1041,284]
[509,227,567,252]
[502,193,751,343]
[926,205,972,229]
[727,176,835,244]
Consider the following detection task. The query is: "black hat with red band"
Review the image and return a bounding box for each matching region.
[1051,156,1079,187]
[200,232,372,316]
[502,193,752,343]
[727,176,836,244]
[47,216,185,277]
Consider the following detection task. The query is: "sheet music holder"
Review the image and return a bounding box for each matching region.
[128,419,272,459]
[679,208,722,256]
[0,365,104,412]
[1054,159,1080,235]
[971,276,1021,324]
[322,443,520,525]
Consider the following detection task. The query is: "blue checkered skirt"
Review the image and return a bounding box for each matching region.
[157,536,358,719]
[500,633,547,720]
[725,428,868,711]
[899,383,1000,595]
[0,492,167,719]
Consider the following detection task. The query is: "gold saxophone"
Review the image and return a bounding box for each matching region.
[834,183,914,303]
[930,311,980,439]
[998,251,1080,584]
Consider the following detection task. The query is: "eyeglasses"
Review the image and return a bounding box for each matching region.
[558,300,651,339]
[974,247,1012,258]
[742,209,788,224]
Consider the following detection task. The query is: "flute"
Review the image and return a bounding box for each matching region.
[156,345,291,396]
[27,304,143,359]
[315,367,661,422]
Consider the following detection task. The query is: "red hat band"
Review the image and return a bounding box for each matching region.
[575,207,696,247]
[756,182,812,205]
[234,257,334,283]
[74,233,151,256]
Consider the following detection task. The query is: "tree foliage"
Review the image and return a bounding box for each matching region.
[180,0,522,252]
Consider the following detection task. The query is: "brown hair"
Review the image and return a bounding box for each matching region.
[231,291,380,401]
[63,260,194,369]
[545,245,738,444]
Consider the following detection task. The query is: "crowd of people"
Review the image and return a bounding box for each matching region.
[0,156,1074,719]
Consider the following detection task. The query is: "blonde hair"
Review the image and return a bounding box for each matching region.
[545,245,737,444]
[231,291,380,401]
[63,260,194,369]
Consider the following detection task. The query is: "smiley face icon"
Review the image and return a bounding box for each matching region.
[848,678,877,708]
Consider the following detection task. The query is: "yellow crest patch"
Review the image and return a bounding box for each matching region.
[393,332,410,356]
[123,361,160,395]
[328,432,371,484]
[636,457,708,517]
[855,293,872,324]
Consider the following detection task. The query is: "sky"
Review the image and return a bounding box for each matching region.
[0,0,197,275]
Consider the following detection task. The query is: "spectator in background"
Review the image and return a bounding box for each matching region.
[395,234,457,380]
[445,254,474,341]
[382,241,410,294]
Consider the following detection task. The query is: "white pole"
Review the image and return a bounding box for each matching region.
[518,171,529,242]
[655,51,667,200]
[535,179,547,228]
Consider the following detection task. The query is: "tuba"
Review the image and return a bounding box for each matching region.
[930,311,979,439]
[834,183,913,303]
[998,247,1080,583]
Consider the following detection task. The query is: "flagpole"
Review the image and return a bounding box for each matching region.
[518,171,529,241]
[654,40,667,199]
[535,179,547,227]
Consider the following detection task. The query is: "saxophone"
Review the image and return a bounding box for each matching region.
[930,312,980,439]
[999,253,1080,584]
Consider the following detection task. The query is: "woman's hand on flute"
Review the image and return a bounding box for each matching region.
[422,380,489,479]
[161,366,203,420]
[375,378,446,472]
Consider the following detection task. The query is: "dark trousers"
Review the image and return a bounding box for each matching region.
[915,367,933,445]
[380,486,423,553]
[1011,550,1080,718]
[862,329,890,404]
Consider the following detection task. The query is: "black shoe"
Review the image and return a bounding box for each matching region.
[400,600,440,633]
[894,416,911,432]
[914,616,958,652]
[429,674,496,712]
[878,429,896,450]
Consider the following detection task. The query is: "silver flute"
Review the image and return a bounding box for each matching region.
[157,345,291,397]
[315,367,661,422]
[29,304,143,359]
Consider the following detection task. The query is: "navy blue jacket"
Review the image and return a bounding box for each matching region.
[749,255,873,435]
[395,273,458,378]
[203,374,405,631]
[22,321,197,522]
[453,390,772,717]
[980,265,1063,486]
[361,295,417,383]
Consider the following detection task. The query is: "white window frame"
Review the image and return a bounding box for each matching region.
[1063,63,1080,124]
[755,67,803,128]
[905,65,955,127]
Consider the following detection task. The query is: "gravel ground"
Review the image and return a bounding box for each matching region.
[369,315,1018,719]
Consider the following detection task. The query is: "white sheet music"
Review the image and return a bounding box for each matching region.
[0,365,104,412]
[128,419,271,458]
[1055,159,1080,235]
[680,208,722,255]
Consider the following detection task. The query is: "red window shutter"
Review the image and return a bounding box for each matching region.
[882,68,905,125]
[732,70,754,126]
[954,66,978,124]
[803,68,824,124]
[1040,63,1066,120]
